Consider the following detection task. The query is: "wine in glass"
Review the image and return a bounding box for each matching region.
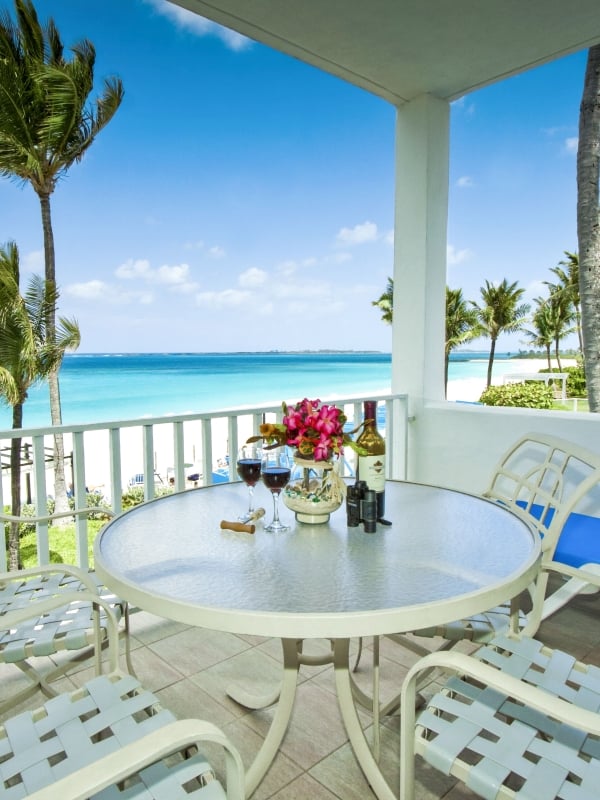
[261,450,291,532]
[236,444,263,521]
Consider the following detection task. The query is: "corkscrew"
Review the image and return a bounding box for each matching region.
[220,507,265,534]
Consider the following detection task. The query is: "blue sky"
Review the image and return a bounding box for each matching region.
[0,0,587,353]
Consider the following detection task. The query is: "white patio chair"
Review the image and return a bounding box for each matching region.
[0,563,132,714]
[0,589,245,799]
[400,633,600,800]
[408,434,600,646]
[354,434,600,750]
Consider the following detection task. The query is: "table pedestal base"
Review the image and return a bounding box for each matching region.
[228,637,395,800]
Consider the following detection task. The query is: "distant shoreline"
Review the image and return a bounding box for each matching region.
[64,350,388,357]
[62,349,579,359]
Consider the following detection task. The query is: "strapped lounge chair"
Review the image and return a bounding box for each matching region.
[400,633,600,800]
[0,584,245,798]
[0,564,132,714]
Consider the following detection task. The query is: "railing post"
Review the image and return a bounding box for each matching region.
[32,435,50,565]
[173,421,186,491]
[109,428,122,514]
[142,425,155,502]
[227,416,238,481]
[72,431,88,569]
[201,418,213,485]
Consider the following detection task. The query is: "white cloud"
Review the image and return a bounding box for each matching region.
[447,244,473,266]
[456,175,474,188]
[239,267,267,288]
[195,289,251,308]
[276,260,299,278]
[66,280,154,305]
[335,221,379,246]
[208,245,226,259]
[67,280,108,300]
[19,249,44,274]
[384,229,394,246]
[115,258,152,279]
[565,136,578,154]
[184,239,205,251]
[143,0,251,50]
[155,263,192,285]
[115,259,198,290]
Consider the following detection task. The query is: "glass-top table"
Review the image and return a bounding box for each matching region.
[95,480,540,798]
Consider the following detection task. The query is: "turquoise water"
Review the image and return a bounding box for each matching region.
[0,351,516,429]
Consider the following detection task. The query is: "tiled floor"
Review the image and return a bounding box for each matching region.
[1,586,600,799]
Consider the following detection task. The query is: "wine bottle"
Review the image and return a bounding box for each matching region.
[356,400,385,519]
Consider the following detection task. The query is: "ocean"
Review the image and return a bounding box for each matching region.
[0,351,519,429]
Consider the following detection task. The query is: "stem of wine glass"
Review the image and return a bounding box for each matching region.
[247,485,255,515]
[272,490,280,524]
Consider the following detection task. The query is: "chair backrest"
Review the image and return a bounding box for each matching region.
[483,433,600,565]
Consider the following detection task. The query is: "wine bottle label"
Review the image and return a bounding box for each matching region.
[358,455,386,492]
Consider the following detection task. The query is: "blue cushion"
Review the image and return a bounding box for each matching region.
[556,512,600,568]
[515,500,600,568]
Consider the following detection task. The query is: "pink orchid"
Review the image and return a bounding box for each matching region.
[280,398,350,461]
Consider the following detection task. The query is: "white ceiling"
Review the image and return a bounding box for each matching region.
[169,0,600,104]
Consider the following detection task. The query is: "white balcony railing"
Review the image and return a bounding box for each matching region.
[0,393,409,571]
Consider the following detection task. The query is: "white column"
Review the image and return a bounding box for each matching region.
[391,94,450,475]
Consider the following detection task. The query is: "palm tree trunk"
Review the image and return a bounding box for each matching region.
[555,338,563,371]
[9,403,23,571]
[38,192,69,518]
[546,345,552,371]
[486,338,497,387]
[577,45,600,412]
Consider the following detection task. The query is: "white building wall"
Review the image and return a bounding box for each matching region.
[415,403,600,494]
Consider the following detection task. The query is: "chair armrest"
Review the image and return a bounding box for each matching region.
[402,649,600,737]
[0,507,114,524]
[546,560,600,587]
[0,563,103,595]
[25,718,245,800]
[1,589,120,672]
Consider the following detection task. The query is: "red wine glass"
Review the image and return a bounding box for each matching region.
[236,444,263,521]
[260,450,291,532]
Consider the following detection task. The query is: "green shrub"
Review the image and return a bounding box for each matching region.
[120,484,173,510]
[538,365,587,397]
[120,486,146,510]
[79,491,113,520]
[479,382,554,409]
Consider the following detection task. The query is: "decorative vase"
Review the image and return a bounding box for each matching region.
[282,454,346,524]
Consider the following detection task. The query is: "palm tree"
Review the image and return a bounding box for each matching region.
[0,0,123,516]
[445,287,480,393]
[524,293,575,372]
[546,290,576,371]
[472,279,530,387]
[372,277,394,324]
[522,298,555,370]
[544,251,582,356]
[577,45,600,413]
[0,242,80,569]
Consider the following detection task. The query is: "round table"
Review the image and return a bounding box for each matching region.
[95,480,540,798]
